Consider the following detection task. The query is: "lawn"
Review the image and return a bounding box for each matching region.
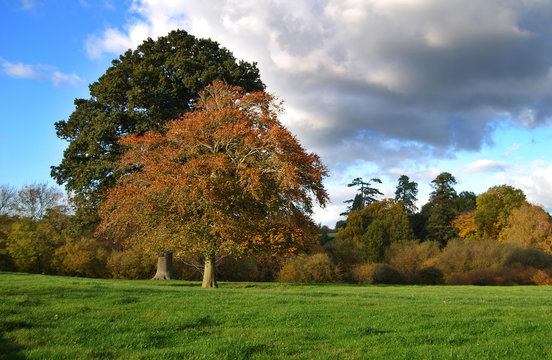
[1,272,551,359]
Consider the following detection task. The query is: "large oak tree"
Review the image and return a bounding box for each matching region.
[97,82,328,287]
[52,30,264,222]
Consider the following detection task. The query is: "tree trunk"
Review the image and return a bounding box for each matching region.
[202,252,218,288]
[152,252,174,280]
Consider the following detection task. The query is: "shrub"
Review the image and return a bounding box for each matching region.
[278,253,341,283]
[351,263,404,284]
[350,263,376,284]
[434,238,514,274]
[324,240,363,282]
[107,248,156,279]
[387,240,441,274]
[414,266,444,285]
[504,248,552,270]
[54,237,109,278]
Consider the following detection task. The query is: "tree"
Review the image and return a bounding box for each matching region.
[341,177,382,216]
[474,185,526,239]
[14,183,65,221]
[452,210,478,240]
[426,172,458,246]
[97,82,328,288]
[52,30,265,219]
[0,185,16,215]
[337,199,413,262]
[394,175,418,215]
[457,191,477,212]
[499,203,552,254]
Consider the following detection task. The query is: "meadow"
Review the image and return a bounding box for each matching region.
[1,272,551,359]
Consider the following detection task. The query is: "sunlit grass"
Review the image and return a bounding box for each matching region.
[1,272,551,359]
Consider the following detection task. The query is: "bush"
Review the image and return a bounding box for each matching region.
[351,263,404,284]
[350,263,376,284]
[278,253,341,283]
[54,237,109,278]
[414,266,444,285]
[387,240,441,274]
[434,238,514,274]
[504,248,552,270]
[107,248,156,279]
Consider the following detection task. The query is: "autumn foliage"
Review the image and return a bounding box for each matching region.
[97,82,328,286]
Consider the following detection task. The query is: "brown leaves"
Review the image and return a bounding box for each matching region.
[97,81,328,257]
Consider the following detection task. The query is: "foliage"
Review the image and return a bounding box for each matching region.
[97,82,328,286]
[499,203,552,253]
[337,199,413,254]
[52,29,265,216]
[394,175,418,215]
[351,263,405,284]
[107,248,156,280]
[503,247,552,270]
[341,177,382,216]
[414,266,444,285]
[433,238,514,275]
[386,240,441,274]
[474,185,526,239]
[426,172,459,246]
[6,212,68,274]
[452,210,478,240]
[54,237,109,278]
[278,253,341,283]
[457,191,477,212]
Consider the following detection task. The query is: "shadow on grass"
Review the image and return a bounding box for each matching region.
[0,333,26,359]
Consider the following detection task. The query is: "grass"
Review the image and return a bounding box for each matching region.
[1,272,552,359]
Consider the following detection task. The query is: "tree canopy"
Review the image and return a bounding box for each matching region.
[427,172,458,246]
[474,185,526,239]
[52,30,265,217]
[395,175,418,215]
[97,81,328,287]
[341,177,382,216]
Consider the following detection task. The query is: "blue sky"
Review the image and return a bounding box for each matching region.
[2,0,552,226]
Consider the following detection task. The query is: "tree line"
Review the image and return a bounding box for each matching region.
[2,29,552,286]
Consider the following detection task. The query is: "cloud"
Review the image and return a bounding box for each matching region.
[496,161,552,213]
[85,1,552,170]
[463,159,510,174]
[1,58,83,88]
[504,143,522,157]
[19,0,36,11]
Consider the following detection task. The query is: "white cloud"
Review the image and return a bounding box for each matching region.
[496,161,552,213]
[1,59,84,88]
[504,143,522,157]
[20,0,36,11]
[463,159,510,174]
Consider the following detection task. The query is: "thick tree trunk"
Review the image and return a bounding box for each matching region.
[152,252,174,280]
[202,253,218,288]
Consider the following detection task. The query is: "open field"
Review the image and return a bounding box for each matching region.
[1,272,552,359]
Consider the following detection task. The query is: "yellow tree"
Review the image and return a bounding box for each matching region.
[97,82,328,287]
[452,210,478,240]
[500,203,552,254]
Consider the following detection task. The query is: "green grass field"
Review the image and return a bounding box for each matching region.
[1,272,552,359]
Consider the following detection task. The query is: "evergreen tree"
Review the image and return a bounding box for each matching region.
[427,172,458,246]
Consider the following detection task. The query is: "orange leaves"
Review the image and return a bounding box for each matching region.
[97,81,328,258]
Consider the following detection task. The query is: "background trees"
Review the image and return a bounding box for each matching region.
[500,203,552,254]
[97,82,328,288]
[426,172,459,246]
[474,185,526,239]
[395,175,418,215]
[341,177,382,216]
[52,30,265,222]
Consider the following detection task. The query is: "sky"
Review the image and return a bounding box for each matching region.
[2,0,552,227]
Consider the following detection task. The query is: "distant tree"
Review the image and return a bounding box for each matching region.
[337,199,413,262]
[97,82,328,288]
[457,191,477,212]
[0,185,16,215]
[52,30,265,222]
[7,209,69,274]
[499,203,552,254]
[426,172,458,246]
[474,185,526,239]
[395,175,418,215]
[452,210,478,240]
[341,177,383,216]
[14,183,65,221]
